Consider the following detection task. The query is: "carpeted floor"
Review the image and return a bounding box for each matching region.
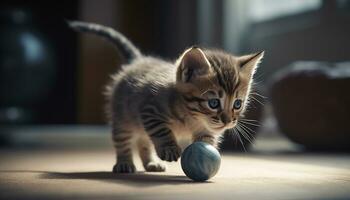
[0,126,349,200]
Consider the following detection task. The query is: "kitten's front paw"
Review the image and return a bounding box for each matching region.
[113,161,136,173]
[145,161,166,172]
[156,145,182,162]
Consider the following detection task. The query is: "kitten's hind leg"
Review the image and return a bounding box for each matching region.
[112,127,136,173]
[137,135,166,172]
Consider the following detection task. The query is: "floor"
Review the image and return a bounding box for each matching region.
[0,126,349,200]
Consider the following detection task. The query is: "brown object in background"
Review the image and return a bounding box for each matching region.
[77,0,121,124]
[220,90,265,151]
[270,62,350,151]
[77,1,161,124]
[76,0,201,124]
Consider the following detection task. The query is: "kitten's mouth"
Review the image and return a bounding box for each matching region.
[211,122,237,131]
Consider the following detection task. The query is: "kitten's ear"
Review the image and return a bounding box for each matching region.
[176,47,211,82]
[238,51,264,79]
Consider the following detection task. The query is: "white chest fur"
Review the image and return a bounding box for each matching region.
[169,119,203,149]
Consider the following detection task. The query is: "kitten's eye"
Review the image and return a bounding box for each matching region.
[233,99,242,110]
[208,99,220,109]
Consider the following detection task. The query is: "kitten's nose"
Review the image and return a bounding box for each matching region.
[220,113,232,125]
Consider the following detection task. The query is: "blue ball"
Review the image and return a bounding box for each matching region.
[181,142,221,182]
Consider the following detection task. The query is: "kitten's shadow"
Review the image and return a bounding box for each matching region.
[40,171,206,186]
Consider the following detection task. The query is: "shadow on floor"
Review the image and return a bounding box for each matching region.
[41,171,197,186]
[1,170,210,187]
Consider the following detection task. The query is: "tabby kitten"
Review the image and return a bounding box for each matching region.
[69,21,264,173]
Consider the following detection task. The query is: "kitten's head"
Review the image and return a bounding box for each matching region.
[175,47,263,134]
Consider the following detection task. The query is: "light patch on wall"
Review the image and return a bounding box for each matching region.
[20,33,43,64]
[249,0,321,22]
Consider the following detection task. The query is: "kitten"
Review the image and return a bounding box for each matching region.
[69,21,264,173]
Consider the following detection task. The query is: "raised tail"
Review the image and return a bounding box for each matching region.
[68,20,142,63]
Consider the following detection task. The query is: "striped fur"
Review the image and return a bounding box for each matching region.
[72,22,263,173]
[105,47,263,173]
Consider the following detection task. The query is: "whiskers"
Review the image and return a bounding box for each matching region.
[226,119,260,151]
[249,92,266,106]
[227,128,247,152]
[239,119,260,127]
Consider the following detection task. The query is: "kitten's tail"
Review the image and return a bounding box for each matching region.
[68,20,142,63]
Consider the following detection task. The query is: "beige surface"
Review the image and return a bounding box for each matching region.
[1,146,350,200]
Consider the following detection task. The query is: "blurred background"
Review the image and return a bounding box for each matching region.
[1,1,350,199]
[0,0,349,151]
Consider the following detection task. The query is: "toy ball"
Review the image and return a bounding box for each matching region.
[181,142,221,182]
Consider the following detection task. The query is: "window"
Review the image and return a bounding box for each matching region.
[248,0,322,22]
